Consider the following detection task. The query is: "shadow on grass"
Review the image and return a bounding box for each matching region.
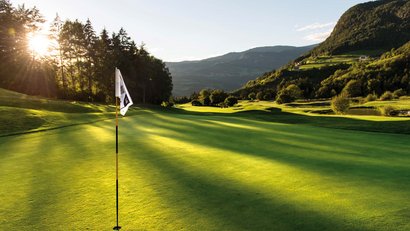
[158,106,410,134]
[18,124,114,229]
[2,109,408,230]
[0,107,46,135]
[122,111,410,229]
[23,127,98,227]
[128,142,372,231]
[3,104,409,230]
[136,112,410,193]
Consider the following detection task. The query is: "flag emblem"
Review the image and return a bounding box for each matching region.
[123,95,130,108]
[115,68,133,116]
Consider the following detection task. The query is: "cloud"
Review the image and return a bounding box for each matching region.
[296,22,335,32]
[304,30,332,42]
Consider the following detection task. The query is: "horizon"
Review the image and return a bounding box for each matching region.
[166,43,318,63]
[10,0,368,62]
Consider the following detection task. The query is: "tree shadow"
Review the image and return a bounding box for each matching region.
[134,112,410,193]
[0,124,115,229]
[0,107,46,135]
[161,106,410,134]
[126,141,373,231]
[120,111,410,229]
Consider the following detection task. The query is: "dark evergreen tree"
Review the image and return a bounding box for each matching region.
[0,1,172,103]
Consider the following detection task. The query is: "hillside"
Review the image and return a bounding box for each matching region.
[0,88,116,136]
[308,0,410,56]
[237,0,410,100]
[316,41,410,97]
[166,45,316,96]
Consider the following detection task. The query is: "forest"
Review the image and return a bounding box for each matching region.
[0,0,172,104]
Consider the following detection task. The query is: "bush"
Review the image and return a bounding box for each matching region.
[172,96,190,104]
[315,86,331,98]
[365,93,377,102]
[285,84,303,99]
[379,105,397,116]
[198,89,211,105]
[275,84,303,104]
[342,80,362,97]
[199,89,211,99]
[210,89,228,105]
[263,93,272,100]
[380,91,393,101]
[275,91,293,104]
[248,92,256,100]
[367,79,382,95]
[201,97,211,106]
[191,100,202,106]
[239,91,248,100]
[161,101,174,108]
[256,92,264,100]
[330,89,337,97]
[224,96,238,107]
[393,89,406,99]
[331,93,350,114]
[218,102,228,108]
[190,92,199,100]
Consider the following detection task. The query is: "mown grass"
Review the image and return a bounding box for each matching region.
[363,97,410,110]
[0,88,111,113]
[1,89,410,230]
[178,102,410,134]
[299,55,360,70]
[0,88,139,136]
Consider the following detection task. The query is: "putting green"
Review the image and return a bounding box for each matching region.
[0,108,409,230]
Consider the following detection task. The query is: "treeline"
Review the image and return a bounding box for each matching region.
[171,89,238,108]
[234,40,410,104]
[0,0,172,103]
[316,43,410,99]
[234,64,350,103]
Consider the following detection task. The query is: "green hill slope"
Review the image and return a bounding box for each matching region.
[316,41,410,97]
[309,0,410,56]
[0,88,118,136]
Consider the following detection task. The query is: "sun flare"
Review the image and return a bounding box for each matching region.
[28,33,51,58]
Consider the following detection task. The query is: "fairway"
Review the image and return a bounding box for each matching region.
[2,0,410,230]
[1,107,409,230]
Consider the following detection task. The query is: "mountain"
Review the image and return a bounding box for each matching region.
[237,0,410,100]
[307,0,410,57]
[166,45,316,96]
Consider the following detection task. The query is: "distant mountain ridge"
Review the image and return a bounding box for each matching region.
[166,45,316,96]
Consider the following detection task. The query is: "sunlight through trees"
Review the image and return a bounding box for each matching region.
[0,0,172,103]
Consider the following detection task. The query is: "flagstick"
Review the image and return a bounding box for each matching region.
[114,96,121,230]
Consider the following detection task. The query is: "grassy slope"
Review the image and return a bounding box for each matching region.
[179,100,410,134]
[299,55,360,70]
[1,91,409,230]
[0,88,136,136]
[364,97,410,110]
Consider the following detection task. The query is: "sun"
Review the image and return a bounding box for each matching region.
[28,33,51,58]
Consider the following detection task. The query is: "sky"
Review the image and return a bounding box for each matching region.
[11,0,368,62]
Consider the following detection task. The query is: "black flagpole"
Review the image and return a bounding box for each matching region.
[114,96,121,230]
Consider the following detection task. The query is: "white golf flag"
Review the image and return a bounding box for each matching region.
[115,68,133,116]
